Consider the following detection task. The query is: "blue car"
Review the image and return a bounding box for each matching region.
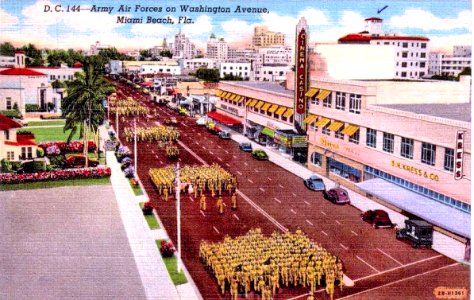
[304,175,326,191]
[239,142,253,152]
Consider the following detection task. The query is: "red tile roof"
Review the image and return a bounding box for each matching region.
[365,17,383,21]
[0,68,46,76]
[0,114,22,130]
[5,133,37,146]
[338,34,430,43]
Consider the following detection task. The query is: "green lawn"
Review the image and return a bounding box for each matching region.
[129,178,144,195]
[0,177,110,191]
[139,202,160,229]
[18,126,81,142]
[156,240,188,285]
[27,120,65,127]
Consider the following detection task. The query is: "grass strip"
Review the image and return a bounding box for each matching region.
[27,120,65,127]
[139,202,160,229]
[129,178,144,195]
[0,177,110,191]
[156,240,188,285]
[18,126,80,142]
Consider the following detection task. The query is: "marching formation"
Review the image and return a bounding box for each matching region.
[123,125,180,143]
[109,97,150,116]
[165,144,180,158]
[149,164,237,201]
[199,228,344,300]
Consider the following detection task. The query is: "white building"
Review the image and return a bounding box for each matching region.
[206,34,229,62]
[219,62,251,80]
[109,60,123,75]
[338,17,429,79]
[88,41,112,56]
[428,46,472,77]
[0,55,15,67]
[30,65,82,83]
[227,48,255,63]
[254,64,291,82]
[126,50,141,61]
[172,30,197,59]
[180,58,216,71]
[139,64,182,76]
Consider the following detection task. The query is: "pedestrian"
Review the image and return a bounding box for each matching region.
[231,193,237,210]
[163,188,169,202]
[200,194,206,211]
[217,196,224,214]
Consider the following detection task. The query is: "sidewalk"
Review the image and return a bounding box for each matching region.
[230,130,468,264]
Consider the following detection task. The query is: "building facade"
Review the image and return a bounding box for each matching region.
[219,63,251,80]
[428,46,472,77]
[180,58,216,71]
[172,30,197,59]
[139,64,182,76]
[0,114,37,161]
[252,26,285,48]
[206,34,229,62]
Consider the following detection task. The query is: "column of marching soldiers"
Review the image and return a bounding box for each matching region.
[150,165,344,300]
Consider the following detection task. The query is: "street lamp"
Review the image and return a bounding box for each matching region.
[175,163,182,273]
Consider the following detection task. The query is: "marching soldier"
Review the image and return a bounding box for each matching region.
[163,187,169,202]
[231,193,237,210]
[216,196,224,214]
[200,194,207,211]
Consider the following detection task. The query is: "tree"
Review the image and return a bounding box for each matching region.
[195,68,220,82]
[457,67,471,79]
[22,44,43,66]
[62,61,115,166]
[222,74,243,81]
[160,49,172,58]
[0,42,15,56]
[139,49,152,61]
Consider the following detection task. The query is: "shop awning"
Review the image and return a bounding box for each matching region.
[305,88,319,97]
[327,121,344,132]
[235,95,244,103]
[315,117,330,127]
[261,103,271,111]
[268,104,279,113]
[316,89,331,101]
[303,114,317,124]
[357,178,470,238]
[248,99,258,107]
[275,107,287,115]
[245,98,253,106]
[261,127,275,138]
[229,94,237,100]
[341,124,359,136]
[225,93,234,100]
[283,109,294,118]
[220,91,228,98]
[207,111,241,126]
[254,101,264,109]
[215,90,224,97]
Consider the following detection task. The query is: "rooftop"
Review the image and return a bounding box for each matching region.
[375,103,471,122]
[223,81,294,97]
[0,68,46,76]
[338,34,429,43]
[0,114,22,130]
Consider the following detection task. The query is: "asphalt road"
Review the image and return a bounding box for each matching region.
[109,79,470,300]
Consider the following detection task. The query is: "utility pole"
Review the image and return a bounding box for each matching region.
[134,118,137,177]
[175,163,182,273]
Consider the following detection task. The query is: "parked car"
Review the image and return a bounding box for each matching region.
[65,155,99,168]
[164,117,178,126]
[303,175,326,191]
[396,219,433,248]
[251,149,268,161]
[323,187,350,204]
[218,131,231,139]
[239,142,253,152]
[196,118,206,126]
[361,209,395,228]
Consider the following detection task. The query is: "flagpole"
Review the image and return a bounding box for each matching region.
[176,163,182,273]
[134,118,137,177]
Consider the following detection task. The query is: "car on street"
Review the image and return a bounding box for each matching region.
[239,142,253,152]
[396,219,433,248]
[196,118,206,126]
[164,117,178,126]
[65,155,99,168]
[323,187,351,204]
[303,175,326,191]
[361,209,395,228]
[251,149,268,160]
[218,131,231,139]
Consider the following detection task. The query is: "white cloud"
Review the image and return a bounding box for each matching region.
[220,19,254,45]
[428,34,472,52]
[182,15,213,38]
[130,20,175,37]
[0,8,19,26]
[298,8,330,27]
[389,9,472,31]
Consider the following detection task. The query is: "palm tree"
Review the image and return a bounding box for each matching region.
[62,59,114,167]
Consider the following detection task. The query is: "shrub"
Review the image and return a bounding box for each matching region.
[40,115,63,120]
[36,148,45,158]
[25,104,40,112]
[0,110,22,119]
[142,201,154,215]
[46,145,61,156]
[0,167,112,184]
[1,159,12,172]
[124,166,135,178]
[49,155,66,168]
[160,240,176,258]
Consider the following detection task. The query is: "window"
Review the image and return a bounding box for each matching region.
[442,148,454,172]
[335,128,344,139]
[323,94,332,107]
[4,130,10,140]
[27,147,33,159]
[366,128,377,148]
[421,43,427,49]
[322,125,330,136]
[310,152,321,166]
[349,129,359,144]
[421,142,436,166]
[401,137,414,159]
[402,52,408,58]
[349,94,361,114]
[401,62,407,68]
[402,42,408,48]
[335,92,345,110]
[383,133,394,153]
[7,151,14,161]
[21,147,26,159]
[401,72,407,77]
[420,62,426,68]
[311,96,318,105]
[6,98,12,110]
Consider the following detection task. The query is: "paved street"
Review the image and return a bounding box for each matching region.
[0,185,146,300]
[111,80,470,299]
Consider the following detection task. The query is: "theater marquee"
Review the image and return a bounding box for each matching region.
[454,130,465,180]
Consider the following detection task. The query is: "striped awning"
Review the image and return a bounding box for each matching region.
[275,107,287,115]
[245,98,252,106]
[316,89,331,101]
[341,124,360,136]
[220,91,228,98]
[283,109,294,118]
[216,90,224,97]
[315,117,330,127]
[248,99,258,107]
[254,101,264,109]
[303,114,317,124]
[268,104,279,113]
[305,88,319,97]
[235,95,244,103]
[327,121,344,132]
[261,103,271,111]
[229,94,237,100]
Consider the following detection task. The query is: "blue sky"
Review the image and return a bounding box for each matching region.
[0,0,471,52]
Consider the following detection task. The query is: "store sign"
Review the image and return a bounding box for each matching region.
[390,160,439,181]
[295,29,307,115]
[292,136,307,147]
[454,131,465,180]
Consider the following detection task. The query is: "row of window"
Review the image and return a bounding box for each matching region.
[222,72,249,76]
[310,92,361,114]
[396,71,425,77]
[377,41,427,48]
[50,75,74,81]
[398,52,427,58]
[310,122,360,144]
[397,62,426,68]
[219,96,294,123]
[365,166,470,213]
[222,66,249,70]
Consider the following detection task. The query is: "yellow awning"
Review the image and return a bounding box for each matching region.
[254,101,264,109]
[316,89,331,101]
[226,93,234,100]
[315,117,330,127]
[245,98,252,106]
[248,99,258,107]
[261,103,271,111]
[220,91,228,98]
[268,104,279,113]
[275,107,287,115]
[303,114,317,124]
[341,124,360,136]
[327,121,344,132]
[305,88,319,97]
[283,109,294,118]
[229,94,237,100]
[235,95,244,103]
[215,90,223,97]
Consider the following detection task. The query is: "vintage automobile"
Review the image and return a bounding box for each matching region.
[251,149,269,161]
[164,117,178,126]
[218,131,231,140]
[396,219,433,248]
[323,187,351,204]
[361,209,395,228]
[303,175,326,192]
[196,118,207,126]
[239,142,253,152]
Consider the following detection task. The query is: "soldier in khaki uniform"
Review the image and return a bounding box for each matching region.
[200,194,207,211]
[216,196,224,214]
[231,193,237,210]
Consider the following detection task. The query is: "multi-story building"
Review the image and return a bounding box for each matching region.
[254,64,291,82]
[0,55,15,67]
[219,62,251,80]
[121,60,179,74]
[428,46,471,77]
[0,114,37,162]
[206,34,229,62]
[88,41,112,55]
[180,58,216,71]
[150,38,170,58]
[252,26,285,48]
[338,17,429,79]
[172,30,197,59]
[227,48,255,63]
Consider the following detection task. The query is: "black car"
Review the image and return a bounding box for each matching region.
[361,209,395,229]
[218,131,231,139]
[239,142,253,152]
[396,219,433,248]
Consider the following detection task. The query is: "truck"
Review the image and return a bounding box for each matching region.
[396,219,433,248]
